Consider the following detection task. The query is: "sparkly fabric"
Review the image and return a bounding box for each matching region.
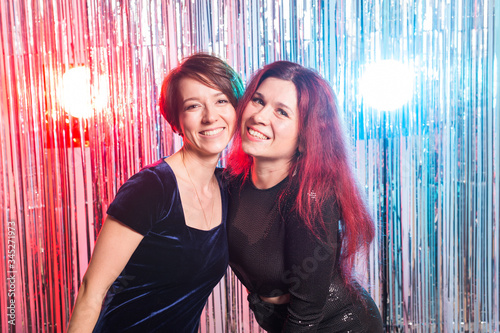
[227,175,383,332]
[93,160,229,332]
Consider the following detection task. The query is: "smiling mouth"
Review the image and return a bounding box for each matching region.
[248,128,269,140]
[200,128,224,136]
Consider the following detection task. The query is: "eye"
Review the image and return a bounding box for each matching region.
[216,99,229,105]
[277,109,289,117]
[184,104,200,111]
[252,97,264,105]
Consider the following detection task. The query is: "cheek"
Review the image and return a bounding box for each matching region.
[227,115,237,136]
[240,105,253,122]
[240,114,249,132]
[178,114,188,131]
[179,112,197,127]
[240,107,255,131]
[226,107,237,127]
[277,123,299,149]
[276,122,296,137]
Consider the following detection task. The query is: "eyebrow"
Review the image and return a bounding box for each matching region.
[183,92,226,104]
[253,91,294,113]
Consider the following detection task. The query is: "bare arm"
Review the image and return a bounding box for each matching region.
[67,216,144,333]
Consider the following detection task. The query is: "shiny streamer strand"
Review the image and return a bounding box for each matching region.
[0,0,499,332]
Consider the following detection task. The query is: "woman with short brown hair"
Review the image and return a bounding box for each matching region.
[68,53,243,332]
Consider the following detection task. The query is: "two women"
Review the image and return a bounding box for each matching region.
[226,61,384,332]
[68,53,244,332]
[69,54,383,332]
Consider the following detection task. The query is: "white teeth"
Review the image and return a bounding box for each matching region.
[203,128,223,136]
[201,128,224,136]
[248,128,268,140]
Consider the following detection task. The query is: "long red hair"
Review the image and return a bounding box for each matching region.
[227,61,375,286]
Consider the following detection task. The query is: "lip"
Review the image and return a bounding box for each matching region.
[245,126,270,141]
[199,127,225,137]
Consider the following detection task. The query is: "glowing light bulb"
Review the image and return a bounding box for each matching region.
[60,66,108,118]
[359,60,414,111]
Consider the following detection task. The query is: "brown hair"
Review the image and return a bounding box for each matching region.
[159,53,244,134]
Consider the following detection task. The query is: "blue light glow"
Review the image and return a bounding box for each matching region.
[359,60,414,111]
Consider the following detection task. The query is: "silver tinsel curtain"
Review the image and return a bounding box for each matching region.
[1,0,499,332]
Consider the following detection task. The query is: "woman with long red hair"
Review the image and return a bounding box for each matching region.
[226,61,383,332]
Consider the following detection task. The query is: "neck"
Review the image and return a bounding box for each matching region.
[175,148,219,188]
[251,158,291,189]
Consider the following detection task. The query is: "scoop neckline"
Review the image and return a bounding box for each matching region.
[161,158,223,233]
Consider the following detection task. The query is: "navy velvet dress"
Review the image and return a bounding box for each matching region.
[93,159,228,332]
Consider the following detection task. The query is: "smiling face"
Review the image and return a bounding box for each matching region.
[178,77,237,157]
[240,77,300,167]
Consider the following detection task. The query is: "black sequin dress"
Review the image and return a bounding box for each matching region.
[227,175,384,332]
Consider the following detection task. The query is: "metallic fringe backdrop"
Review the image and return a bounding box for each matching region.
[0,0,499,332]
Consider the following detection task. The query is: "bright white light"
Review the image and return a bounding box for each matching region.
[359,60,414,111]
[60,67,108,118]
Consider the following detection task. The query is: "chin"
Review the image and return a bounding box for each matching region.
[240,141,253,154]
[241,145,261,158]
[207,144,229,155]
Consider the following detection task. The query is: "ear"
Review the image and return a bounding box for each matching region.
[298,141,305,154]
[175,125,184,137]
[173,126,183,137]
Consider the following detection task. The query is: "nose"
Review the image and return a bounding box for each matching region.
[250,105,271,125]
[202,105,218,124]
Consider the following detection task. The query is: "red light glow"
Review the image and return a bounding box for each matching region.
[60,66,108,118]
